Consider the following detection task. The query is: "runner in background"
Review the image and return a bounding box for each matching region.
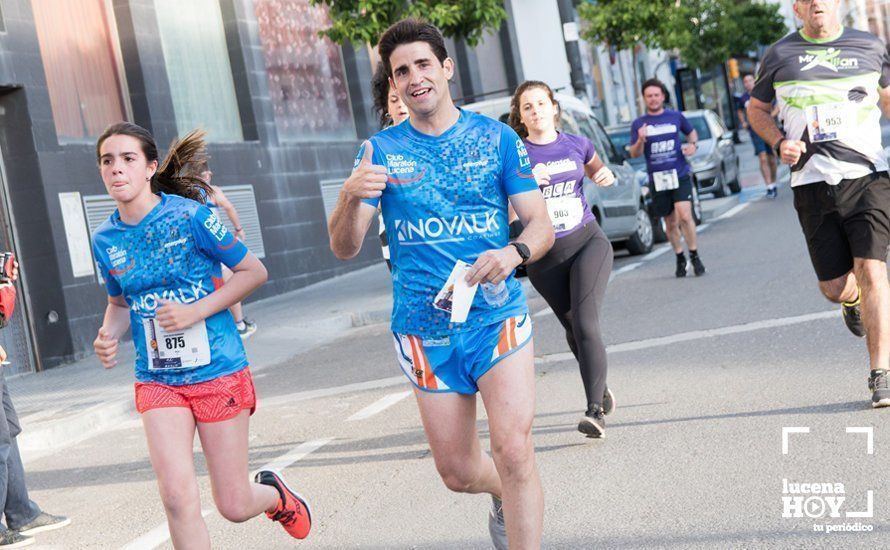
[91,123,311,547]
[371,63,409,272]
[508,80,616,438]
[737,73,779,198]
[629,79,705,278]
[192,162,257,339]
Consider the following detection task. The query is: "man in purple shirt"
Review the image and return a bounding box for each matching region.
[630,78,705,277]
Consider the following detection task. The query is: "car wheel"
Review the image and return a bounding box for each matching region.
[692,183,703,226]
[728,158,742,194]
[626,206,654,255]
[713,168,729,198]
[651,214,668,243]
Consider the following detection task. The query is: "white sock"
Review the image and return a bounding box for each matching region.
[236,320,246,330]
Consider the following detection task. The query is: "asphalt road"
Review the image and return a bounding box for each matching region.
[19,163,890,548]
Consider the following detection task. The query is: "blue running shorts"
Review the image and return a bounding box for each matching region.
[393,314,533,394]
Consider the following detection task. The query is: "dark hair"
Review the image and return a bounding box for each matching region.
[371,63,394,129]
[641,78,670,99]
[378,18,448,78]
[508,80,560,139]
[741,72,754,79]
[96,122,211,202]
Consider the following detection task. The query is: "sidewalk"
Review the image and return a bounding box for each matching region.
[10,261,395,461]
[10,191,749,461]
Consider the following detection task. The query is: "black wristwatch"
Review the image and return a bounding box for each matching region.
[509,241,531,266]
[773,137,786,156]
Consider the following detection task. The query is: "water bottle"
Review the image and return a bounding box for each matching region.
[481,281,509,308]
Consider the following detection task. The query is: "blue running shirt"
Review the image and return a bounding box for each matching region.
[92,193,249,385]
[360,109,538,338]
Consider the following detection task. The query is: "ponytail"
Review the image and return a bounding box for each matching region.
[96,123,212,203]
[153,130,211,202]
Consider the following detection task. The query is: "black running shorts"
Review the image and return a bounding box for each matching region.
[650,174,694,218]
[792,171,890,281]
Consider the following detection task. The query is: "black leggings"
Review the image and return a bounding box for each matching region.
[527,222,613,411]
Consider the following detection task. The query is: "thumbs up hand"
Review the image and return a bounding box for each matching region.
[343,141,388,200]
[94,326,119,369]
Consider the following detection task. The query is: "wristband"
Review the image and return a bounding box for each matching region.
[235,227,243,232]
[773,138,785,156]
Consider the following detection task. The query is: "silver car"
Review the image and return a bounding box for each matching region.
[464,94,655,255]
[684,109,741,197]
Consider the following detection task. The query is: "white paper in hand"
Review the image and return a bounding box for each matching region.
[432,260,478,323]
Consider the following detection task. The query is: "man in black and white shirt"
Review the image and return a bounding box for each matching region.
[748,0,890,408]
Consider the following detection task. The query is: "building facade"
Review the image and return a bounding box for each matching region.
[0,0,519,372]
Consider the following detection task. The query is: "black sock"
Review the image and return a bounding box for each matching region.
[676,252,686,260]
[689,249,699,258]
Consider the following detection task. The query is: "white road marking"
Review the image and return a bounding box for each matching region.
[609,262,643,282]
[715,201,750,221]
[641,245,673,261]
[124,438,332,550]
[347,391,412,421]
[532,306,553,319]
[262,376,406,409]
[537,309,839,364]
[121,509,214,550]
[256,437,333,473]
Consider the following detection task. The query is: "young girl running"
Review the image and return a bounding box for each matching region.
[91,123,310,547]
[508,81,616,438]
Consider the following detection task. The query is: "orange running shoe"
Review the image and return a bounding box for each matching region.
[255,470,312,539]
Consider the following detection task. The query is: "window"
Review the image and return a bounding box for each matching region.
[155,0,243,141]
[254,0,356,142]
[31,0,129,142]
[686,115,712,140]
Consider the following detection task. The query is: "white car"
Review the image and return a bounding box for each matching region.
[464,94,654,255]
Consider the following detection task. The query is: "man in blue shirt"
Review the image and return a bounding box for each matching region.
[630,78,705,277]
[328,18,553,550]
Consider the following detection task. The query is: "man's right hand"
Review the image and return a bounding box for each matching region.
[94,327,118,369]
[778,139,807,165]
[342,141,387,200]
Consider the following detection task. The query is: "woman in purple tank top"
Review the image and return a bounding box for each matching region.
[508,80,616,438]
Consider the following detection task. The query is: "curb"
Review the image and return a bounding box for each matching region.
[19,397,134,460]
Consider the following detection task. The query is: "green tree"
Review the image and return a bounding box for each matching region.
[578,0,786,69]
[309,0,507,46]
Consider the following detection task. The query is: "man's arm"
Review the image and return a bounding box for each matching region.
[879,86,890,119]
[466,190,554,285]
[329,141,387,259]
[747,97,783,146]
[737,108,748,130]
[629,123,646,158]
[748,97,807,165]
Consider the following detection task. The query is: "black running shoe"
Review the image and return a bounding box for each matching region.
[675,254,687,278]
[578,407,605,438]
[869,369,890,408]
[842,299,865,338]
[602,387,615,416]
[691,254,706,276]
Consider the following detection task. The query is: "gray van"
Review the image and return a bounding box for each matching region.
[464,94,654,255]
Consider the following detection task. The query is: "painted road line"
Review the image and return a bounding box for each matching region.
[347,391,412,421]
[121,509,214,550]
[641,245,672,262]
[125,438,332,550]
[609,262,643,282]
[257,437,333,473]
[537,309,838,364]
[262,376,406,409]
[533,306,553,319]
[715,201,750,221]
